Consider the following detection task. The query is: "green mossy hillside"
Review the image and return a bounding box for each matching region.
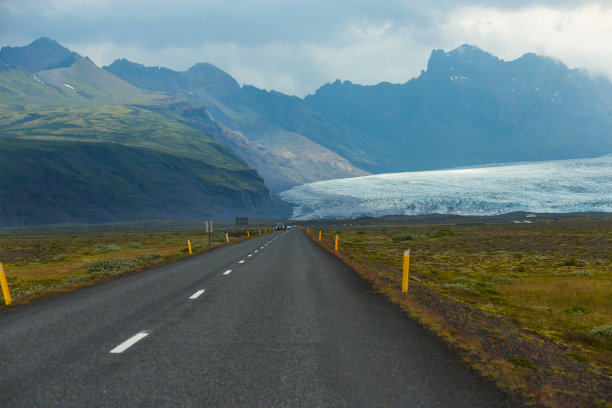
[0,138,290,226]
[0,104,249,171]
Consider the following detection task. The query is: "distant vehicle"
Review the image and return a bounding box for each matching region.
[276,223,286,230]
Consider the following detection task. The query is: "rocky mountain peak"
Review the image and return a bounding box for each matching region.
[0,37,73,73]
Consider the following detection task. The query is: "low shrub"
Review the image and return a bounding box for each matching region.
[566,270,593,277]
[530,305,552,313]
[588,325,612,337]
[563,258,578,266]
[563,304,591,314]
[87,257,139,278]
[139,253,162,262]
[452,276,478,286]
[431,228,455,238]
[491,276,513,284]
[442,282,476,292]
[391,233,425,242]
[94,244,121,252]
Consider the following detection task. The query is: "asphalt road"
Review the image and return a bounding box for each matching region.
[0,229,518,407]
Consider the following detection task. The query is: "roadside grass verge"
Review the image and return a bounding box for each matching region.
[306,215,611,407]
[0,223,271,305]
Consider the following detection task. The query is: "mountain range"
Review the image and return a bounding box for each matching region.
[1,37,611,226]
[0,38,290,225]
[106,44,612,175]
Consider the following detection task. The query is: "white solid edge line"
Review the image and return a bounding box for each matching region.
[223,270,232,275]
[189,289,205,299]
[110,332,149,354]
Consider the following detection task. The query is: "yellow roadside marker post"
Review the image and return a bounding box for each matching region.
[188,240,192,255]
[226,233,229,243]
[335,235,339,252]
[0,263,12,306]
[247,230,250,238]
[259,229,261,236]
[402,249,410,292]
[319,231,321,241]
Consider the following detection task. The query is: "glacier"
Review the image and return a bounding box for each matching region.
[280,157,612,220]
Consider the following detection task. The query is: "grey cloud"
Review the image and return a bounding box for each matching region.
[1,0,611,96]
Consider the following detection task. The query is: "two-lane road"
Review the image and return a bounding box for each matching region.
[0,229,517,407]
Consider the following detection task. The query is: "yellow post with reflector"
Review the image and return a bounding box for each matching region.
[247,230,250,238]
[226,233,229,243]
[335,235,338,251]
[188,240,192,255]
[402,249,410,292]
[0,263,12,306]
[318,231,321,241]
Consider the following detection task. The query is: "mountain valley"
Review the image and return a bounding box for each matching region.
[1,37,611,225]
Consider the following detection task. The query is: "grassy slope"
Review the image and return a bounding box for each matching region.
[0,104,249,171]
[34,56,161,106]
[0,59,291,225]
[0,139,281,225]
[0,63,69,108]
[0,63,256,172]
[0,60,162,110]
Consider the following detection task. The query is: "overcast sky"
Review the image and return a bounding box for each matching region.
[1,0,611,96]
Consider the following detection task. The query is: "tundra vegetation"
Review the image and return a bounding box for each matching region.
[0,221,264,303]
[329,219,611,357]
[308,215,611,407]
[1,215,610,406]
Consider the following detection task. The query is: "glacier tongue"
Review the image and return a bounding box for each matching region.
[280,157,612,220]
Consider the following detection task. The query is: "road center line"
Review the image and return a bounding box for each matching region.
[223,270,232,275]
[110,332,149,354]
[189,289,205,299]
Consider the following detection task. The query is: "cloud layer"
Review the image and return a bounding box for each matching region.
[2,0,611,96]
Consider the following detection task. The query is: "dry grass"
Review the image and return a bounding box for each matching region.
[305,215,611,406]
[317,217,612,365]
[0,223,273,305]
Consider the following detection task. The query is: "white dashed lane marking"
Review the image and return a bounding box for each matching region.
[223,270,232,275]
[110,332,149,354]
[189,289,205,299]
